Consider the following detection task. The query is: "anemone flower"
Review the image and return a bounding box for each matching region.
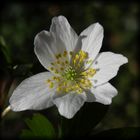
[9,16,128,119]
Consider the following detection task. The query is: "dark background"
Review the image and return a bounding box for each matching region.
[0,0,139,138]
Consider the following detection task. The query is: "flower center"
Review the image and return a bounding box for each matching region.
[63,66,77,81]
[46,50,96,94]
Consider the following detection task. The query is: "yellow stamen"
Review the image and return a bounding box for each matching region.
[60,67,64,71]
[63,51,67,57]
[57,87,61,92]
[49,82,54,88]
[47,79,51,83]
[50,67,54,71]
[56,60,60,64]
[56,54,61,59]
[47,50,96,94]
[65,60,69,64]
[61,62,65,65]
[51,62,54,65]
[54,69,58,74]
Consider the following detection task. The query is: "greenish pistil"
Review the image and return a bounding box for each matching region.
[64,66,77,81]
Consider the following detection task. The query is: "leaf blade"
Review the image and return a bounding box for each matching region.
[20,113,56,139]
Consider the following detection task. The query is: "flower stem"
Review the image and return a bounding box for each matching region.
[1,105,11,117]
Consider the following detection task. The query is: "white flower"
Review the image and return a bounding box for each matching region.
[9,16,128,119]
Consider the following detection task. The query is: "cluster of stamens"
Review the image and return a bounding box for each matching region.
[46,50,96,94]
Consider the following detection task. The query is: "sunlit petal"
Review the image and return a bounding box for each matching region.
[10,72,56,111]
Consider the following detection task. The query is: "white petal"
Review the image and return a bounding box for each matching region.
[80,23,104,61]
[34,30,68,71]
[34,31,57,70]
[91,52,128,86]
[50,16,78,53]
[86,83,118,105]
[53,92,86,119]
[9,72,56,111]
[34,16,78,70]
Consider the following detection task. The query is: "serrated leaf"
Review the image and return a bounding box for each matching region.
[20,113,56,139]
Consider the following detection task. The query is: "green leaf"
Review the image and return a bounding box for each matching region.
[20,130,34,138]
[93,127,140,139]
[60,102,109,137]
[20,113,56,139]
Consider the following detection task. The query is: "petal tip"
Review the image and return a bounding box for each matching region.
[124,56,128,64]
[58,15,66,19]
[120,55,128,65]
[52,15,67,23]
[61,113,74,119]
[34,30,47,45]
[95,22,103,29]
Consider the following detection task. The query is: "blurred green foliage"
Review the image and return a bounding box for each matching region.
[20,113,56,139]
[0,1,139,139]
